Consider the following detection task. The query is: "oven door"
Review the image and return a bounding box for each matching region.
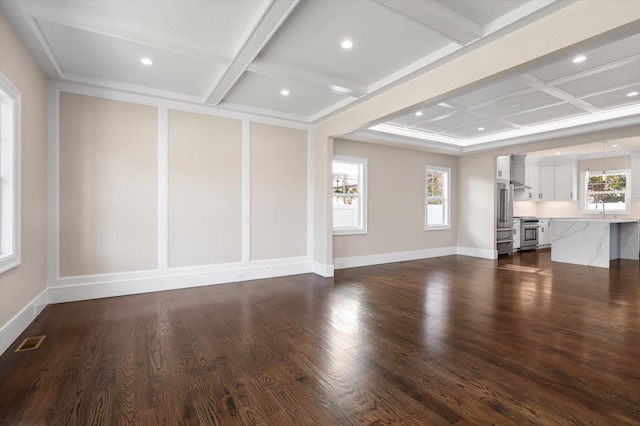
[521,224,539,246]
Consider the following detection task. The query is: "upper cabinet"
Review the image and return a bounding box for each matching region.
[554,163,577,201]
[497,155,510,181]
[513,154,577,202]
[539,165,555,201]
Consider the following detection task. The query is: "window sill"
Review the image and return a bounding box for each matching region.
[333,228,367,236]
[425,226,451,231]
[0,255,21,274]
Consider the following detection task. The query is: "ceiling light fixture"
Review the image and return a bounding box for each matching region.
[572,55,586,63]
[510,103,521,108]
[280,89,290,96]
[611,144,619,148]
[477,127,485,131]
[555,152,561,155]
[140,57,153,65]
[627,91,639,97]
[415,111,423,116]
[341,39,354,49]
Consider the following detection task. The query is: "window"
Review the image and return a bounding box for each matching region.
[333,155,367,234]
[0,73,21,273]
[425,166,450,230]
[582,169,631,214]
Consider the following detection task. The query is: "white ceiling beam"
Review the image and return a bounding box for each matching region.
[205,0,300,106]
[372,0,481,45]
[483,0,564,36]
[247,58,367,97]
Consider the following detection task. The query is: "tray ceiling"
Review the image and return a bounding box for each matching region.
[2,0,639,152]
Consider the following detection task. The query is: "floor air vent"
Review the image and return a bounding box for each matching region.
[15,335,46,352]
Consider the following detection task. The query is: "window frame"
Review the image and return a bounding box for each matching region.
[581,168,631,215]
[332,155,367,235]
[0,73,21,273]
[425,165,451,231]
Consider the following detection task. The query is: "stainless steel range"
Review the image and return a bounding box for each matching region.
[520,217,539,250]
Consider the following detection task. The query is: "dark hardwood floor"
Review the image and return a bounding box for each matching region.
[1,249,640,425]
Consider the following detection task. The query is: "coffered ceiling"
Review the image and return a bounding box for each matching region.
[2,0,640,152]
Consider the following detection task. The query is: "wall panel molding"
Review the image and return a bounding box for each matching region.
[45,81,314,297]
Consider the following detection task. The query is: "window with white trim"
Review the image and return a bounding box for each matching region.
[0,73,21,273]
[425,166,450,230]
[333,156,367,235]
[582,169,631,214]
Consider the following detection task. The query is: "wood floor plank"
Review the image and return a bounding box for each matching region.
[2,250,640,424]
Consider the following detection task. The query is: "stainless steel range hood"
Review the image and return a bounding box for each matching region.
[510,155,531,190]
[511,180,531,190]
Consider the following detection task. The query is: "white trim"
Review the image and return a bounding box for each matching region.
[0,289,48,355]
[580,168,632,214]
[312,262,334,277]
[425,165,452,231]
[49,81,312,131]
[157,106,169,270]
[0,73,21,273]
[48,261,314,305]
[332,155,368,235]
[334,247,457,269]
[307,130,314,259]
[457,246,498,260]
[46,83,59,283]
[242,120,251,263]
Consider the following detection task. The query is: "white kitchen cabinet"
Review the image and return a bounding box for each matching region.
[497,155,510,181]
[525,163,539,201]
[538,219,550,246]
[554,162,577,201]
[631,155,640,199]
[539,165,555,201]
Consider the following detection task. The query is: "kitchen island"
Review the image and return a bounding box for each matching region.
[551,219,640,268]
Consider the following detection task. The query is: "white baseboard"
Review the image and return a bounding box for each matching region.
[312,262,334,277]
[333,246,458,269]
[48,260,314,304]
[0,289,49,355]
[456,246,498,259]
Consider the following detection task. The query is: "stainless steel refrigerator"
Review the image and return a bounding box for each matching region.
[496,182,514,255]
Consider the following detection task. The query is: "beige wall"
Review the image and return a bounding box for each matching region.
[251,123,308,260]
[59,93,158,276]
[0,14,47,327]
[456,153,496,251]
[168,110,242,267]
[333,139,457,258]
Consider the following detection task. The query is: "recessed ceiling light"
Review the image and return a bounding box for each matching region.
[477,127,485,131]
[627,91,639,97]
[510,103,521,108]
[555,152,561,155]
[415,111,423,116]
[572,55,586,63]
[611,144,619,148]
[341,39,354,49]
[140,57,153,65]
[280,89,290,96]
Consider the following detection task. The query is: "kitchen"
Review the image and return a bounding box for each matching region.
[496,138,640,267]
